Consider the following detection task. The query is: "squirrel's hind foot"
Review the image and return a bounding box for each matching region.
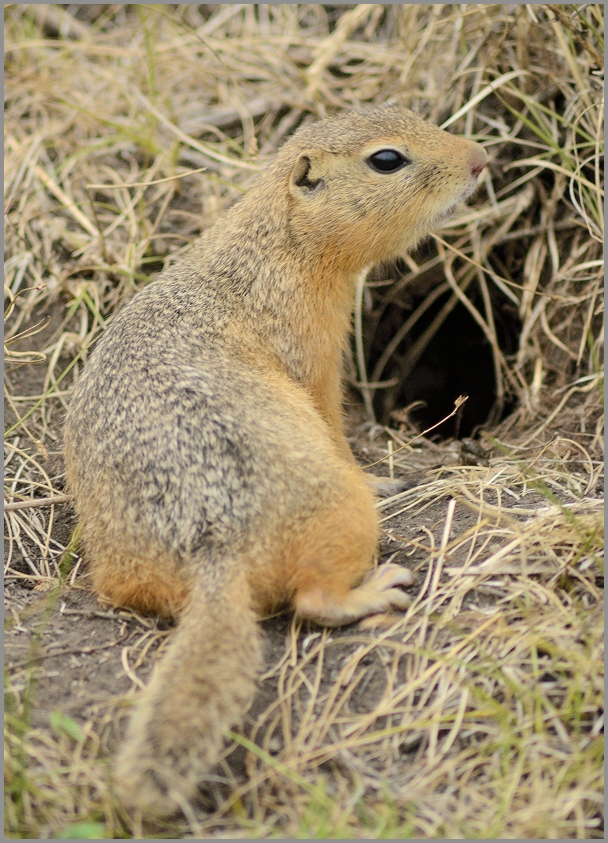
[366,474,415,498]
[296,562,413,627]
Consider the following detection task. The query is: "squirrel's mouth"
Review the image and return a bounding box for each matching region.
[435,179,480,225]
[433,200,460,226]
[442,201,459,218]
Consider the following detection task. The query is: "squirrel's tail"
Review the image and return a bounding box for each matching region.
[115,566,262,816]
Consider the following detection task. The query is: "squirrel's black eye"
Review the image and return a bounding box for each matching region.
[367,149,410,173]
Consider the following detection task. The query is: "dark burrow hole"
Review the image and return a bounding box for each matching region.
[362,258,522,440]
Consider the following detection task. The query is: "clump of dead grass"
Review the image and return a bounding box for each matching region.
[4,4,603,839]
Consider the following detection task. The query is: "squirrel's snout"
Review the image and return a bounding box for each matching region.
[469,146,488,179]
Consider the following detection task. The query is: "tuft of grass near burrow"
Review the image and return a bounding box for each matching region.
[4,4,603,839]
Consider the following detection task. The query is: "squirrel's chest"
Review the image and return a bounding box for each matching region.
[278,290,352,380]
[233,265,355,394]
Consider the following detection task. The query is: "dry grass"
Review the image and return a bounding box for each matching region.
[4,4,604,839]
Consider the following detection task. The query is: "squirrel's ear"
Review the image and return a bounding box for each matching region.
[290,153,325,195]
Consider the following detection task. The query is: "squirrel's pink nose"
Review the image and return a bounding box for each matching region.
[469,147,488,179]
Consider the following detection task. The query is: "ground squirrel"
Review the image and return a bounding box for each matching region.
[64,104,487,816]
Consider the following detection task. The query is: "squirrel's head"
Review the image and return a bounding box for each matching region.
[275,104,487,273]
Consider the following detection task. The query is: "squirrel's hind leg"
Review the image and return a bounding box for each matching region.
[289,471,413,628]
[89,550,190,619]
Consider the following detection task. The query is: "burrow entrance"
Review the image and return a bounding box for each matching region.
[361,256,522,440]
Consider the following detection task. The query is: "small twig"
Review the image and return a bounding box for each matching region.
[121,646,147,691]
[4,494,71,512]
[59,608,122,620]
[86,166,207,191]
[9,641,122,669]
[33,161,99,237]
[364,396,469,469]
